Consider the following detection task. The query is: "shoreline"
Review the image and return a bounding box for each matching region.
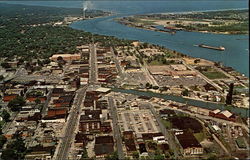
[116,8,249,36]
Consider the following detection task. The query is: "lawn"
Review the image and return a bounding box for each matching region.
[201,71,228,79]
[194,132,205,142]
[161,119,172,129]
[148,60,164,65]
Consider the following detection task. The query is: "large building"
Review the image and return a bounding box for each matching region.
[176,132,203,156]
[50,54,81,61]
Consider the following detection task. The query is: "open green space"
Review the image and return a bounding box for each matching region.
[201,71,228,79]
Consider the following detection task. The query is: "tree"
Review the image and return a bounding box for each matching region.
[154,154,165,160]
[4,133,27,159]
[105,151,118,160]
[1,148,18,160]
[0,135,7,149]
[132,151,139,159]
[182,89,189,96]
[8,96,26,111]
[152,86,159,90]
[1,62,11,69]
[146,83,151,89]
[35,98,41,105]
[0,75,4,81]
[81,147,88,159]
[1,109,10,122]
[194,59,200,63]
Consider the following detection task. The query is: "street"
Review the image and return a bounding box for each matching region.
[110,47,124,79]
[108,97,125,159]
[54,86,87,160]
[89,43,98,84]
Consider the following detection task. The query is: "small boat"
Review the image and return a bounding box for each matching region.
[198,44,225,51]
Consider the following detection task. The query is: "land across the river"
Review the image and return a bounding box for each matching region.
[117,9,249,35]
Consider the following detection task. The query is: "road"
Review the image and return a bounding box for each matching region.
[108,97,125,159]
[212,134,230,156]
[141,102,181,158]
[110,47,124,79]
[142,60,159,86]
[89,43,98,84]
[54,86,87,160]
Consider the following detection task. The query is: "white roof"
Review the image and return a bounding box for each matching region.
[221,110,232,118]
[212,125,221,131]
[95,87,111,93]
[213,109,221,114]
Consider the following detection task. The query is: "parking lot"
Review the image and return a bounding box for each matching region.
[154,75,206,87]
[117,110,160,135]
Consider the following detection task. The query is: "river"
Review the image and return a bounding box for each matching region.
[3,1,249,76]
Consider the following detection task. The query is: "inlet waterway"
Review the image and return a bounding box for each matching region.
[112,88,249,118]
[3,1,249,76]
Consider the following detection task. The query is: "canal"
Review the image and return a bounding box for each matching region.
[111,88,249,118]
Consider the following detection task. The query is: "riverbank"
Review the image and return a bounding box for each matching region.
[116,9,249,35]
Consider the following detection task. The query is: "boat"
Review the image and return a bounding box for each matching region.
[198,44,225,51]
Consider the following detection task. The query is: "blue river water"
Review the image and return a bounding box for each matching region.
[2,1,249,76]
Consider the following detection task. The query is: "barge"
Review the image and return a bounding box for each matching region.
[198,44,225,51]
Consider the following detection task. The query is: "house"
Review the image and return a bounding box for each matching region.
[94,136,114,157]
[176,132,203,156]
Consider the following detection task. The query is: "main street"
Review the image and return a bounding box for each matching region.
[54,86,87,160]
[89,43,98,84]
[108,97,125,159]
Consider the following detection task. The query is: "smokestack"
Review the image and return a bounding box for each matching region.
[83,9,86,19]
[226,83,234,105]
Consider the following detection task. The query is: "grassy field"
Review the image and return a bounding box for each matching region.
[194,132,206,142]
[201,71,228,79]
[162,119,172,129]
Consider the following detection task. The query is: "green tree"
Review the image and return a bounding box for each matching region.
[152,86,159,90]
[1,109,10,122]
[35,98,41,105]
[105,151,118,160]
[0,75,4,81]
[3,133,27,159]
[1,148,18,160]
[8,96,26,111]
[81,147,88,159]
[181,89,189,96]
[132,151,139,159]
[0,135,7,149]
[1,62,11,69]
